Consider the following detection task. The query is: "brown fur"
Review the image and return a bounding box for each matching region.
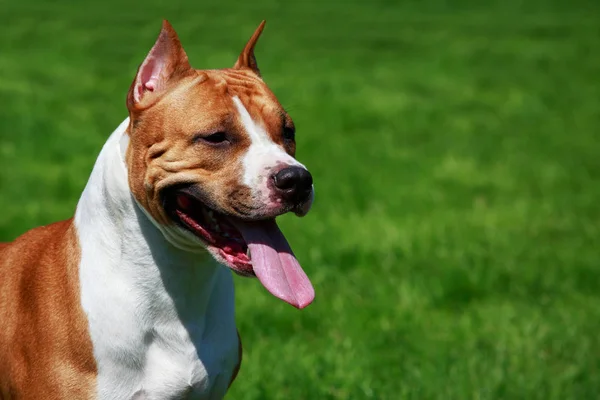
[0,220,96,399]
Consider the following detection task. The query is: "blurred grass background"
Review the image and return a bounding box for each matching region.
[1,0,600,398]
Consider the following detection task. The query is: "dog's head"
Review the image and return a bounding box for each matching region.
[123,21,314,308]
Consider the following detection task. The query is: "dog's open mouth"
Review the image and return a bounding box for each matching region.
[164,188,314,309]
[171,192,254,275]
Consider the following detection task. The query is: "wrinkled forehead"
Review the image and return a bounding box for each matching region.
[163,69,287,133]
[209,69,282,110]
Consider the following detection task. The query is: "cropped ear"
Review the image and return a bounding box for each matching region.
[127,20,193,110]
[233,20,266,76]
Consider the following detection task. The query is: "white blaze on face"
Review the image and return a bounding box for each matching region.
[232,96,303,200]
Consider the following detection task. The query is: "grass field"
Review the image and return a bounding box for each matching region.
[1,0,600,398]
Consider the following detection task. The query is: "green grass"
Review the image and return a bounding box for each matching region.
[2,0,600,398]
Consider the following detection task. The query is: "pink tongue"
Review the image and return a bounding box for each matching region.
[231,219,314,309]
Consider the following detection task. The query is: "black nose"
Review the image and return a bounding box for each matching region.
[272,166,313,204]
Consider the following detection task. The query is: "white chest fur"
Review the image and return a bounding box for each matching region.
[75,119,239,399]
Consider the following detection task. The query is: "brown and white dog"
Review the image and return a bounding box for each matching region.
[0,21,314,399]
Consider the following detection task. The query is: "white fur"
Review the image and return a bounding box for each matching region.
[76,118,239,400]
[232,96,304,198]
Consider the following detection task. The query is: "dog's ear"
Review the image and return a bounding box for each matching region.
[233,21,266,76]
[127,20,193,110]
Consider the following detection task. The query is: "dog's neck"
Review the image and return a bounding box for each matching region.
[74,118,237,397]
[76,117,223,304]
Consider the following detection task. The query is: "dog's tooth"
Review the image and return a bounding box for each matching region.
[246,248,251,257]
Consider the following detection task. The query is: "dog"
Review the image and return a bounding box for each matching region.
[0,20,315,399]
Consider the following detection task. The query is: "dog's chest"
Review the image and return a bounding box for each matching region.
[79,244,239,400]
[90,280,239,400]
[135,322,207,398]
[131,318,236,400]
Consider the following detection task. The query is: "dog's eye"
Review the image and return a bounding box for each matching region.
[283,126,295,141]
[195,132,229,145]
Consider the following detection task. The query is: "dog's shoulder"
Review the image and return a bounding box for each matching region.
[0,219,97,399]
